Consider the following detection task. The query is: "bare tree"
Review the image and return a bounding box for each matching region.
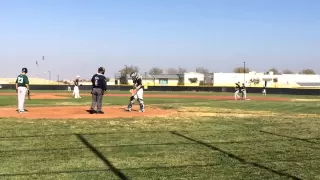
[233,67,250,73]
[282,69,294,74]
[149,67,163,75]
[196,67,212,85]
[178,67,188,74]
[119,65,139,75]
[268,68,281,75]
[196,67,209,74]
[166,68,178,74]
[118,65,139,84]
[299,69,316,75]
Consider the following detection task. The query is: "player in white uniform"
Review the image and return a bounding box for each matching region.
[73,75,81,98]
[125,72,145,112]
[234,82,241,100]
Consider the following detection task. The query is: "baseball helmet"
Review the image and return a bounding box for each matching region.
[98,67,105,74]
[130,72,138,79]
[22,67,28,73]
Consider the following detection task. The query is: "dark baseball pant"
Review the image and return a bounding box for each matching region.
[91,88,104,111]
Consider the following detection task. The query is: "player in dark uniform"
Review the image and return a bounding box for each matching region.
[234,82,241,100]
[125,72,145,112]
[241,83,246,100]
[89,67,107,114]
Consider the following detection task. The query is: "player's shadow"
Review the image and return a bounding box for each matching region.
[116,108,139,112]
[84,108,139,114]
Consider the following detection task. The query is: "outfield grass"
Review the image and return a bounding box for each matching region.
[0,92,320,179]
[1,89,320,99]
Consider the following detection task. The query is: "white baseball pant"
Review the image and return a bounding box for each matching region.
[18,87,27,111]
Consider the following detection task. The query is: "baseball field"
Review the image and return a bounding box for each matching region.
[0,90,319,180]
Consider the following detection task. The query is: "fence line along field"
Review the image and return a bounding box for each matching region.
[0,90,319,180]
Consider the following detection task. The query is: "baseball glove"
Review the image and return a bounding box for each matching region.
[129,89,137,96]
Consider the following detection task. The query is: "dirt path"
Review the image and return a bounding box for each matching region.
[0,106,174,119]
[0,92,290,101]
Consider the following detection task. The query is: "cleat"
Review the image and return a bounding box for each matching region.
[96,111,104,114]
[89,109,97,114]
[125,108,132,112]
[138,109,145,112]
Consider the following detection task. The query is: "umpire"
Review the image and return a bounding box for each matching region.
[89,67,107,114]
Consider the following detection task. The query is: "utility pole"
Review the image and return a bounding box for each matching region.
[243,61,246,84]
[57,75,59,84]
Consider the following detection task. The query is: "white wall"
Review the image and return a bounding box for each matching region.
[183,72,204,84]
[213,72,320,87]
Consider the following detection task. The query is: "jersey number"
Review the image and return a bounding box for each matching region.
[94,77,99,86]
[17,77,23,83]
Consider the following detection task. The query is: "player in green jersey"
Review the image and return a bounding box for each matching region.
[15,68,29,113]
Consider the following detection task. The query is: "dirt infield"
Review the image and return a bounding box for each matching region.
[0,92,290,101]
[0,92,290,119]
[0,106,175,119]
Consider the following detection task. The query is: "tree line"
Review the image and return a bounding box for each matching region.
[119,65,316,75]
[118,66,212,76]
[116,65,316,84]
[117,65,213,84]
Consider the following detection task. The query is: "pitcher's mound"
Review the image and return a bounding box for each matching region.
[0,106,175,119]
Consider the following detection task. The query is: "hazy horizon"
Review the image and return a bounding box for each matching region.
[1,0,319,80]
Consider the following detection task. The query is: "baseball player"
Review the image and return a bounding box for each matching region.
[73,76,81,98]
[262,86,267,95]
[234,82,241,100]
[241,83,247,100]
[89,67,107,114]
[15,68,29,113]
[125,72,145,112]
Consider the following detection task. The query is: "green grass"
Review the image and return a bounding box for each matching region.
[2,89,320,99]
[0,92,320,179]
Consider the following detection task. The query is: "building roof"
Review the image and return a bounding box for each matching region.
[152,74,179,79]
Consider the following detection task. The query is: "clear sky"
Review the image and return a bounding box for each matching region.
[0,0,319,80]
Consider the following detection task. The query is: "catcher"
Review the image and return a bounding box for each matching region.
[125,72,145,112]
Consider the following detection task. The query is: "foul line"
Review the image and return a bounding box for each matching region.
[76,134,129,180]
[170,131,302,180]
